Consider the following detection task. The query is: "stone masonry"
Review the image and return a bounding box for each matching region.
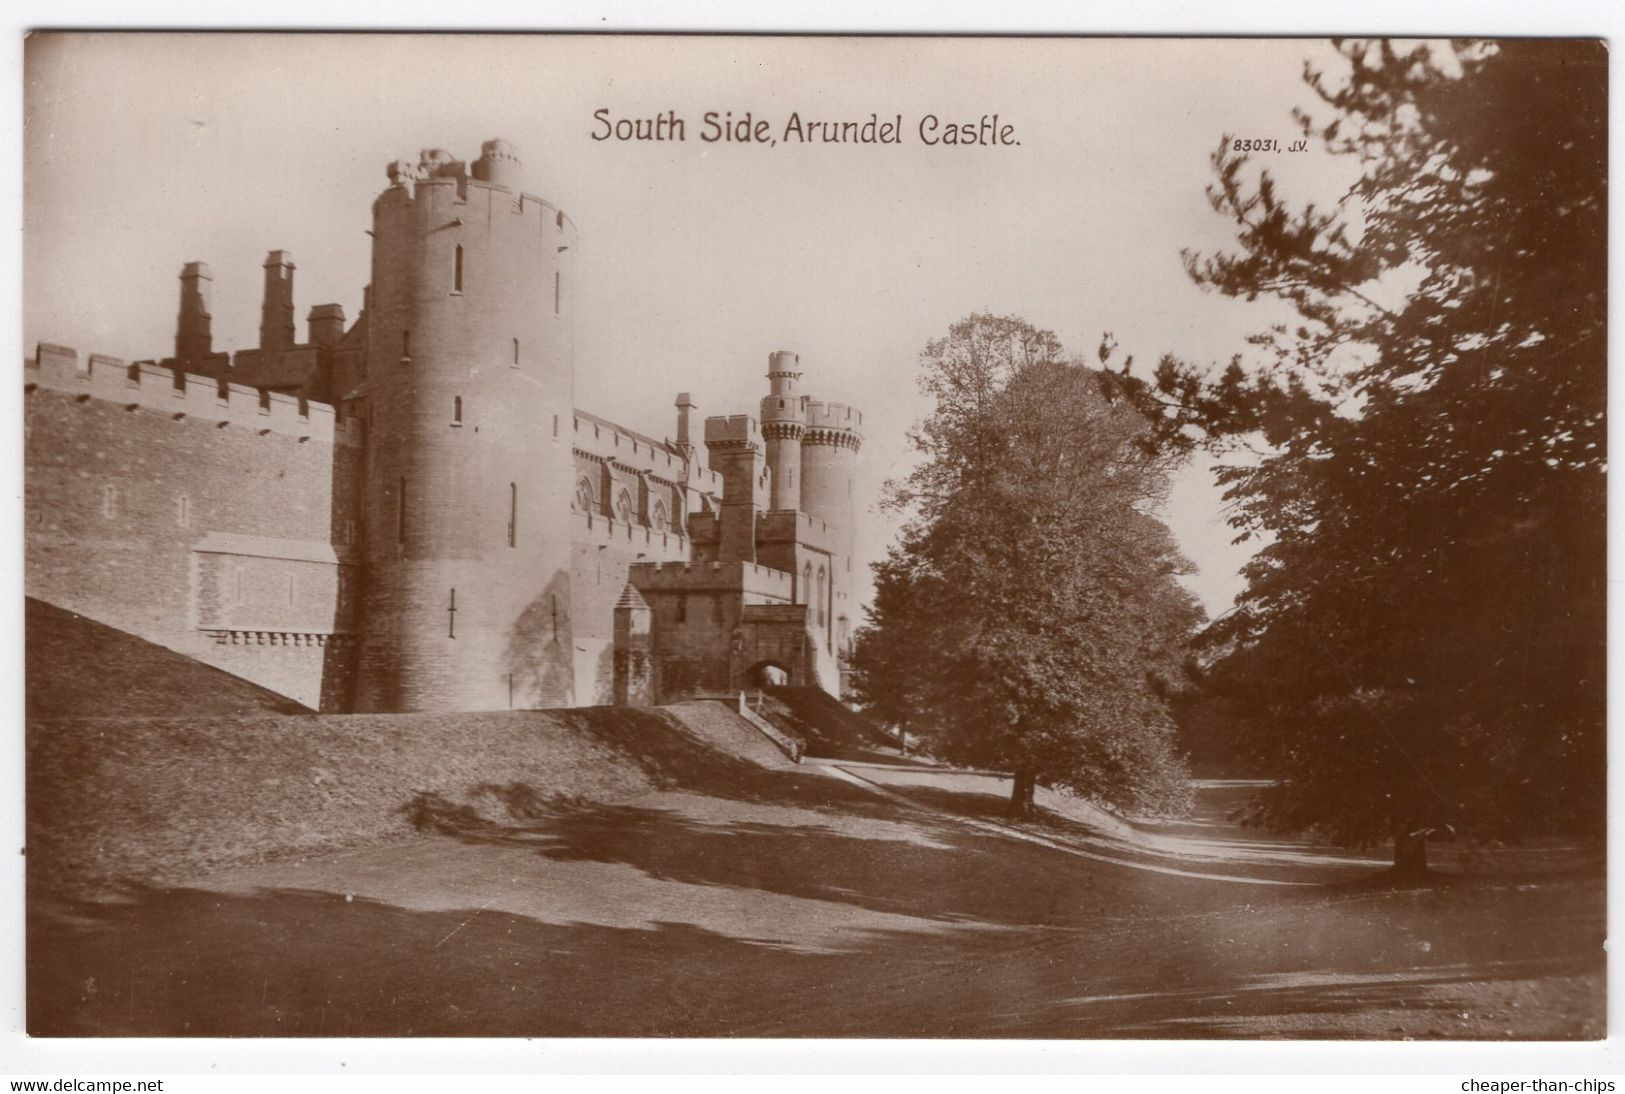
[24,137,865,713]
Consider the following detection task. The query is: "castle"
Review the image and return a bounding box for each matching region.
[24,139,864,713]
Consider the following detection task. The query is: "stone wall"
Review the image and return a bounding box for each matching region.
[351,147,579,713]
[24,346,364,710]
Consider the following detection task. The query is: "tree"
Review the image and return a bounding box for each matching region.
[1126,40,1606,873]
[851,314,1200,817]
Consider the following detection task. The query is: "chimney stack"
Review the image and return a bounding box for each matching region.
[259,250,296,352]
[175,261,213,363]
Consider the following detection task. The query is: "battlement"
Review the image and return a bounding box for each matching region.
[26,344,364,448]
[571,509,690,559]
[804,400,864,435]
[574,412,722,493]
[757,508,838,549]
[629,559,794,601]
[379,140,577,238]
[704,414,762,449]
[760,394,806,429]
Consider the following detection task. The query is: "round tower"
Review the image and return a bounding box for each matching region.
[799,399,863,542]
[800,398,864,658]
[353,139,579,712]
[759,349,805,511]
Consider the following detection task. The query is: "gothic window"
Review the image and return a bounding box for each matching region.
[651,499,669,532]
[175,493,190,528]
[816,565,828,626]
[554,271,561,315]
[574,476,596,515]
[614,488,633,525]
[453,396,462,424]
[513,338,521,367]
[507,482,517,547]
[802,561,812,604]
[453,245,464,292]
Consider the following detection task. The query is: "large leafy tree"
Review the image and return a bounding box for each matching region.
[852,314,1199,817]
[1126,40,1606,872]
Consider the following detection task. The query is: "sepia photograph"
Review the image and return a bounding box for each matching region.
[17,31,1608,1044]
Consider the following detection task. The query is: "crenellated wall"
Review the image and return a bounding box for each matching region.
[24,136,869,715]
[627,560,803,699]
[24,345,364,710]
[568,510,692,705]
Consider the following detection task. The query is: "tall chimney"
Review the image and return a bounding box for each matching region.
[675,392,697,457]
[175,261,213,363]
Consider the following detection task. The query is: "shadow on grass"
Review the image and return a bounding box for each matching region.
[26,883,873,1037]
[27,877,1604,1039]
[758,687,923,765]
[398,782,1177,929]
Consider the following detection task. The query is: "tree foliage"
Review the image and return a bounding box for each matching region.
[852,314,1200,816]
[1127,40,1606,868]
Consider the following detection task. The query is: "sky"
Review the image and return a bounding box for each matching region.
[23,34,1360,619]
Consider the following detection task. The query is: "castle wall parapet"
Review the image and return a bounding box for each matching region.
[804,400,864,436]
[571,509,689,557]
[703,414,762,449]
[755,508,840,552]
[27,344,364,448]
[574,413,721,492]
[629,559,793,601]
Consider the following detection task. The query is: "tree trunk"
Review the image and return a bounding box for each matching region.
[1392,831,1429,878]
[1010,769,1037,817]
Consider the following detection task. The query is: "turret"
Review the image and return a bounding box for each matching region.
[612,584,655,706]
[800,399,863,542]
[175,261,213,364]
[259,250,296,352]
[352,139,579,712]
[705,414,769,563]
[759,349,805,511]
[471,139,524,190]
[801,399,864,658]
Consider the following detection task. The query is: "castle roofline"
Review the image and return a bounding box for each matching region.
[574,407,684,459]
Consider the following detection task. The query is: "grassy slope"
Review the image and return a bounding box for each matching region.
[756,686,926,763]
[26,603,811,896]
[29,708,689,895]
[25,597,308,718]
